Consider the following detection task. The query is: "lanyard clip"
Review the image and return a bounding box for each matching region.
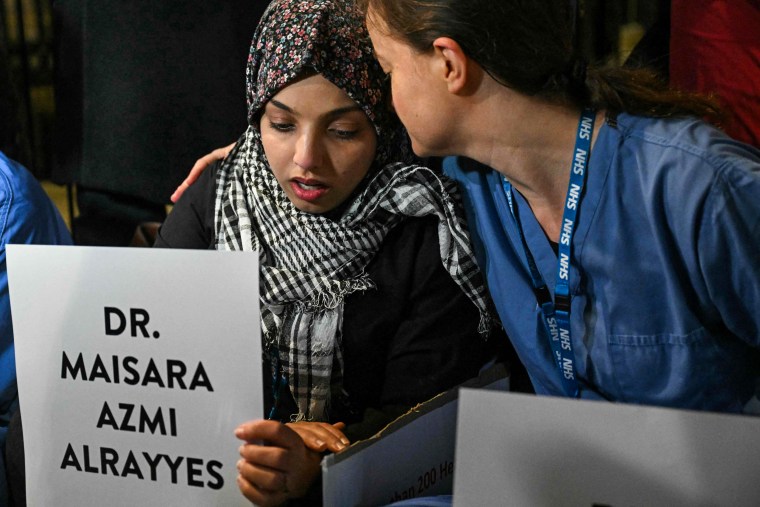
[533,284,552,306]
[554,294,571,313]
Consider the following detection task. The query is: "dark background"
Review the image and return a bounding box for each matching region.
[0,0,667,245]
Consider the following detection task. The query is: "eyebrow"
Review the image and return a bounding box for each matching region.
[269,100,364,120]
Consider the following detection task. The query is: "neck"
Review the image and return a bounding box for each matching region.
[456,83,604,241]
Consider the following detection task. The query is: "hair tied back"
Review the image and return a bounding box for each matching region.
[570,57,588,86]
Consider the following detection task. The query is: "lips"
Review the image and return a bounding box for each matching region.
[290,178,329,202]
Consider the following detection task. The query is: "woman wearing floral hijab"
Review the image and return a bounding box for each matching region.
[155,0,496,503]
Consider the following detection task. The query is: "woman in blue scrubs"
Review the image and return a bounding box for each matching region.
[361,0,760,411]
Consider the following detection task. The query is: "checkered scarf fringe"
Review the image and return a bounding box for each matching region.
[215,127,493,421]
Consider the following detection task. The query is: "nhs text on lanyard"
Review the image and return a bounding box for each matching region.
[502,109,595,397]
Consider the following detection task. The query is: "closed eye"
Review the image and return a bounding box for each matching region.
[268,121,295,133]
[329,128,358,140]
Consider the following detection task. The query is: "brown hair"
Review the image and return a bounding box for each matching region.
[359,0,723,122]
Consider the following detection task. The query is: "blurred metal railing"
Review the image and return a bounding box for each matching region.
[1,0,54,179]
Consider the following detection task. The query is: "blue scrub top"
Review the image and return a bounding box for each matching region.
[444,114,760,412]
[0,151,72,503]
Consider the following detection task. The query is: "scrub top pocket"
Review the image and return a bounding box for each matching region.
[606,326,750,410]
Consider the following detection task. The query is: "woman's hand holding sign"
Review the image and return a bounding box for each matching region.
[235,419,349,506]
[286,420,349,453]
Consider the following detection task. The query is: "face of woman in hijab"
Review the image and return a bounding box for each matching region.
[259,73,378,214]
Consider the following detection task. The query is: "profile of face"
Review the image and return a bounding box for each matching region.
[365,10,450,158]
[259,74,378,214]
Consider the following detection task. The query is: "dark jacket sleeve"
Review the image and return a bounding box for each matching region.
[153,162,218,249]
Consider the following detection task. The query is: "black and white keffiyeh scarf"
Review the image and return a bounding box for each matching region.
[214,0,493,421]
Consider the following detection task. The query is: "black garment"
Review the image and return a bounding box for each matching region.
[51,0,264,198]
[5,410,23,507]
[50,1,266,245]
[154,164,492,441]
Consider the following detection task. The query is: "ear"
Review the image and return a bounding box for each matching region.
[431,37,471,94]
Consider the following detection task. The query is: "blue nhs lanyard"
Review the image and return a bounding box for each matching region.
[501,108,595,397]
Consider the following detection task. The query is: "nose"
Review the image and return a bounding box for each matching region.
[293,131,323,171]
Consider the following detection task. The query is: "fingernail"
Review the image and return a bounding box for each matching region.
[234,427,243,438]
[335,442,345,450]
[236,459,244,470]
[315,439,325,448]
[340,438,349,445]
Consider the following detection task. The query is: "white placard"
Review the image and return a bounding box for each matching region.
[454,389,760,507]
[7,245,262,506]
[322,364,509,506]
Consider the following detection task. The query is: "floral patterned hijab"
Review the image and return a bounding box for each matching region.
[214,0,492,422]
[245,0,408,167]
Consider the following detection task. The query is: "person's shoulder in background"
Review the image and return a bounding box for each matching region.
[153,159,218,249]
[0,151,72,246]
